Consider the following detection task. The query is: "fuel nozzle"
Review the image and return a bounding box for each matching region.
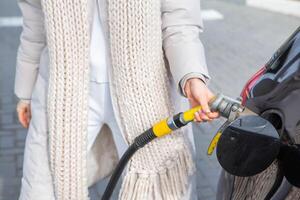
[210,93,244,122]
[207,94,253,156]
[150,93,246,140]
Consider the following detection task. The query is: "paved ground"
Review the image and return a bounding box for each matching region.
[0,0,299,199]
[194,1,299,199]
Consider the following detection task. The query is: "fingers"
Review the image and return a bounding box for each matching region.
[194,111,202,122]
[206,90,220,119]
[193,93,213,122]
[194,110,211,123]
[16,102,31,128]
[193,94,220,122]
[17,109,27,128]
[199,110,211,121]
[192,89,211,113]
[185,79,220,123]
[207,111,220,119]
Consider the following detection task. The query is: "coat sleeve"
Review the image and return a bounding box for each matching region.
[14,0,46,100]
[161,0,210,97]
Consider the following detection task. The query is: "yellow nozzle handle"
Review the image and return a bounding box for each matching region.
[182,106,202,123]
[152,105,203,138]
[181,96,217,123]
[152,96,218,138]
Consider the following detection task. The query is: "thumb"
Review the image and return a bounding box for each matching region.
[199,96,211,114]
[193,91,211,114]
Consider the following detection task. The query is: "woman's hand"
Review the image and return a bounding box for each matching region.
[184,78,219,122]
[16,100,32,128]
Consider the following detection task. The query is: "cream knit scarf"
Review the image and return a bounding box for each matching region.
[42,0,195,199]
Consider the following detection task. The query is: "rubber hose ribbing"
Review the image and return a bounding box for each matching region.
[101,144,138,200]
[101,129,156,200]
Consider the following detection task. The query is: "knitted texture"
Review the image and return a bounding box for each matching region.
[107,0,195,199]
[41,0,195,199]
[231,161,279,200]
[42,0,90,199]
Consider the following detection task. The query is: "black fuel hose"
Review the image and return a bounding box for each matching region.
[101,128,156,200]
[101,144,138,200]
[101,94,237,199]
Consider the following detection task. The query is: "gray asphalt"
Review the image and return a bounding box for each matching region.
[0,0,299,199]
[194,1,299,199]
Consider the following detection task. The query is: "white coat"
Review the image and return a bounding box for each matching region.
[14,0,210,198]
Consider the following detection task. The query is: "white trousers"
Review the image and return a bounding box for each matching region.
[19,75,198,200]
[86,81,128,158]
[88,81,198,199]
[87,81,128,199]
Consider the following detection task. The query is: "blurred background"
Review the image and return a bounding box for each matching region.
[0,0,299,199]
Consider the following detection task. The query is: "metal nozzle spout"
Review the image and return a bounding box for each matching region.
[209,93,244,121]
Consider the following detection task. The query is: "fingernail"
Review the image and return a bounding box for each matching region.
[205,110,211,114]
[199,111,207,117]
